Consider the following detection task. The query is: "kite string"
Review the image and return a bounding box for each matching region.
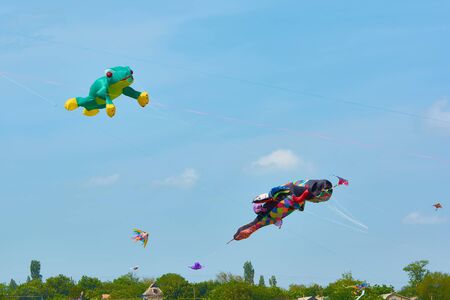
[304,210,368,234]
[326,204,369,231]
[0,72,151,157]
[0,72,58,107]
[0,72,450,164]
[2,70,450,165]
[148,99,450,164]
[10,31,450,125]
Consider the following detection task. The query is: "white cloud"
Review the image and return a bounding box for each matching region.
[426,99,450,131]
[249,149,313,173]
[86,174,120,187]
[402,212,447,225]
[153,168,199,189]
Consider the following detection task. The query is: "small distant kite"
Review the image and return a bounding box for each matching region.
[132,229,149,248]
[346,282,368,300]
[433,203,443,211]
[335,175,349,186]
[130,266,139,271]
[188,262,204,270]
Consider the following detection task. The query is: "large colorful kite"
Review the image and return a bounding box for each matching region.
[230,177,348,242]
[64,66,149,117]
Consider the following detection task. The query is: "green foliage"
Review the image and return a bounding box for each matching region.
[192,280,219,298]
[209,282,290,300]
[30,260,42,282]
[107,273,146,299]
[416,272,450,300]
[155,273,190,300]
[0,283,8,299]
[289,283,323,298]
[45,274,77,299]
[403,260,429,287]
[323,272,358,300]
[243,261,255,285]
[2,258,441,300]
[78,276,102,291]
[209,281,252,300]
[258,275,265,287]
[268,275,277,288]
[215,272,243,283]
[13,279,46,299]
[251,285,290,300]
[369,284,394,295]
[76,276,104,299]
[9,280,18,290]
[401,260,430,296]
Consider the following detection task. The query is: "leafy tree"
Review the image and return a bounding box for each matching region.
[192,280,219,299]
[258,275,265,287]
[78,276,102,291]
[403,260,429,287]
[252,285,290,300]
[0,283,7,299]
[269,275,277,288]
[30,260,42,281]
[9,279,18,290]
[243,261,255,285]
[289,284,323,298]
[209,281,252,300]
[77,276,106,300]
[13,279,46,299]
[155,273,190,300]
[108,273,146,299]
[370,284,394,295]
[401,260,429,296]
[45,274,76,298]
[323,272,356,300]
[399,285,416,298]
[215,272,243,283]
[416,272,450,300]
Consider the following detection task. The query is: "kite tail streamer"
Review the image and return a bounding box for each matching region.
[355,289,365,300]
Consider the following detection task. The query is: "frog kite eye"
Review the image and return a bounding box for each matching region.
[64,66,150,118]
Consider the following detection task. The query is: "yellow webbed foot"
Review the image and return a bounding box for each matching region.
[65,98,78,111]
[137,92,150,107]
[106,104,116,117]
[83,108,99,117]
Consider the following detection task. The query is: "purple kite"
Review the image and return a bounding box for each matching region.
[189,262,204,270]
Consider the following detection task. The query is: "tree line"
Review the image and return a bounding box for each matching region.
[1,260,449,300]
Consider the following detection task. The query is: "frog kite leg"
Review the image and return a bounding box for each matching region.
[64,66,150,117]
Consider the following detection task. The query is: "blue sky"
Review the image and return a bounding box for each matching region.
[1,0,450,290]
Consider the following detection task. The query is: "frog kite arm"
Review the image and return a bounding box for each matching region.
[64,66,150,118]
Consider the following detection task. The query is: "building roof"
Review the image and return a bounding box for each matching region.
[142,282,163,296]
[381,292,414,300]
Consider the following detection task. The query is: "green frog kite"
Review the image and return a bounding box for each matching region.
[64,66,150,117]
